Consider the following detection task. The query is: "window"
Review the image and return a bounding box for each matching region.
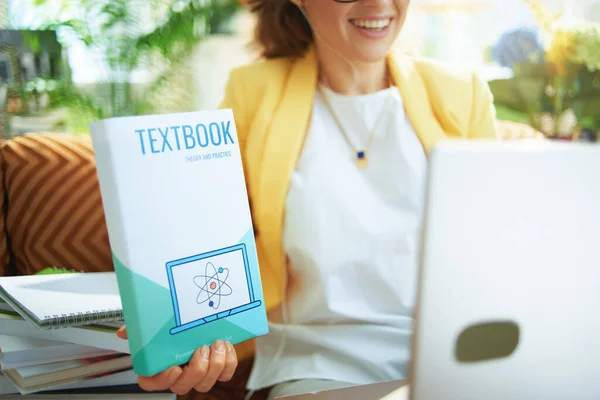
[399,0,584,69]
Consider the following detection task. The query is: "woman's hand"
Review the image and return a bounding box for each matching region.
[116,325,238,395]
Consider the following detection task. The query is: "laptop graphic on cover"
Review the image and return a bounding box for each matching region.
[166,243,262,335]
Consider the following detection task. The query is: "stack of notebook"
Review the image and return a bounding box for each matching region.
[0,268,170,397]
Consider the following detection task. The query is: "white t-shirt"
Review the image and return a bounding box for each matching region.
[246,84,428,390]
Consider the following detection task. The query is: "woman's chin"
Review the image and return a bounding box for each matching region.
[344,35,399,64]
[350,47,395,64]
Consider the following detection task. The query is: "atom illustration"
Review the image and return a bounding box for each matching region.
[193,262,232,309]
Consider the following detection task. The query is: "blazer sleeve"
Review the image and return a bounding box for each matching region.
[468,72,500,140]
[219,68,250,151]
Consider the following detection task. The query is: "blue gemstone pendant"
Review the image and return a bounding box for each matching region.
[356,151,367,169]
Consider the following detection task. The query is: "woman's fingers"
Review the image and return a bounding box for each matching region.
[116,325,127,340]
[118,336,236,395]
[169,346,211,395]
[138,366,183,392]
[194,340,228,393]
[218,341,238,382]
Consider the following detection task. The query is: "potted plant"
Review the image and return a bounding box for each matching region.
[23,0,241,131]
[489,0,600,142]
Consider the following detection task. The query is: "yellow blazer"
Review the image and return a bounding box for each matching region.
[219,46,498,360]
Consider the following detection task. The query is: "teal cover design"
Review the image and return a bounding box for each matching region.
[113,228,268,376]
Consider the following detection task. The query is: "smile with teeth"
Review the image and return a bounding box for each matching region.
[350,18,392,31]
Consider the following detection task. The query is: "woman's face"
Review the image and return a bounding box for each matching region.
[295,0,410,64]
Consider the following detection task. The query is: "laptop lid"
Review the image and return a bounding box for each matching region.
[410,140,600,399]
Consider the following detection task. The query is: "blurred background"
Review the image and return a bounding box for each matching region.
[1,0,600,142]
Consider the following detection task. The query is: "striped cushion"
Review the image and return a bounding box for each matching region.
[3,133,113,275]
[0,141,8,275]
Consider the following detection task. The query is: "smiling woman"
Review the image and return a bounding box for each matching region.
[250,0,411,95]
[122,0,500,398]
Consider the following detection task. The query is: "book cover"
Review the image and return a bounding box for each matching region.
[89,109,268,376]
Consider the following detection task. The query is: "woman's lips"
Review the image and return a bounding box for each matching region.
[349,18,393,39]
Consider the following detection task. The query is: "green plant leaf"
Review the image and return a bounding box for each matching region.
[488,76,547,116]
[494,104,530,124]
[26,0,242,119]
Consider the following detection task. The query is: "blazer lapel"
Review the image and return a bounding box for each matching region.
[388,50,447,156]
[257,48,318,280]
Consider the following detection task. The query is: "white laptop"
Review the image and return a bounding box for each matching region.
[276,140,600,400]
[411,139,600,399]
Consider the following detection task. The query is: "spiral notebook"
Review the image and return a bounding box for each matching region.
[0,272,122,329]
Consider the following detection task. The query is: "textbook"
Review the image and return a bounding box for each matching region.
[0,312,129,354]
[0,333,118,369]
[2,354,132,393]
[90,109,268,376]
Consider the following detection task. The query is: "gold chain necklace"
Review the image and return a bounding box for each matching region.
[317,73,394,169]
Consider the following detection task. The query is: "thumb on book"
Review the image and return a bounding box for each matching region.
[117,324,128,339]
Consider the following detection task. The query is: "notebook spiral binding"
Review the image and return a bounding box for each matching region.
[43,308,123,329]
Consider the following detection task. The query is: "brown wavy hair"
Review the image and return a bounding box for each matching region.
[247,0,313,59]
